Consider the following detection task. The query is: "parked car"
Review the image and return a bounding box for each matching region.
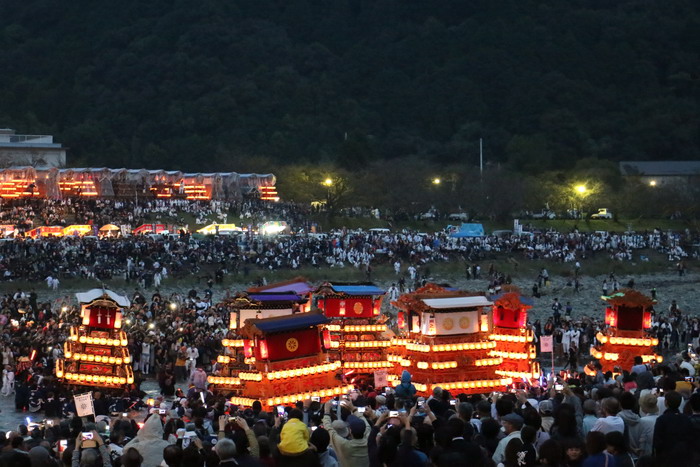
[448,212,469,221]
[591,208,613,219]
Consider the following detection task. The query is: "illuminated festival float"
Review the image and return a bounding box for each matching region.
[489,289,540,381]
[210,280,314,395]
[589,289,661,373]
[56,289,134,389]
[211,311,349,409]
[389,284,511,395]
[313,283,392,379]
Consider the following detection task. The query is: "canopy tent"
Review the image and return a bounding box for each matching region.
[447,223,485,238]
[99,224,120,231]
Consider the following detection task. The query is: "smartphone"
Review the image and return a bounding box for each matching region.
[159,409,167,415]
[418,400,425,407]
[686,377,694,382]
[555,384,564,391]
[81,432,93,440]
[122,412,128,418]
[46,420,53,426]
[357,407,366,413]
[332,400,339,406]
[311,397,320,402]
[449,400,456,406]
[341,395,349,400]
[276,405,285,417]
[311,426,318,431]
[385,387,392,393]
[389,411,399,417]
[58,440,68,453]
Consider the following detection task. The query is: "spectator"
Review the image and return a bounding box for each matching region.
[590,398,624,435]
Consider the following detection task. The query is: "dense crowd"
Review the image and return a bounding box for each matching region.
[2,354,700,467]
[0,198,694,285]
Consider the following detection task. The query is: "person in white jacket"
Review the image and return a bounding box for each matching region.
[1,364,14,396]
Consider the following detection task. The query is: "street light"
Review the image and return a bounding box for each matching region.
[575,185,587,194]
[323,178,333,187]
[649,180,657,187]
[432,178,441,185]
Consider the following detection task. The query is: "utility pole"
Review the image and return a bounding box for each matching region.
[479,138,483,176]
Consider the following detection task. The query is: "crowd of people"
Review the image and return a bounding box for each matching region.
[1,352,700,467]
[0,199,693,287]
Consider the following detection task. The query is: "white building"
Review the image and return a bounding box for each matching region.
[0,128,66,168]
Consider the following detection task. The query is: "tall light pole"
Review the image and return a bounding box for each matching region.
[323,178,333,212]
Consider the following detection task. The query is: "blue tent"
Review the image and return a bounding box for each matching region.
[447,223,484,238]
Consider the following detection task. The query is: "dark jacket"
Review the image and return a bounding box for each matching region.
[653,408,694,465]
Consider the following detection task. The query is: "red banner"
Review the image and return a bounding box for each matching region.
[258,328,320,361]
[87,307,119,329]
[79,363,114,374]
[323,298,374,318]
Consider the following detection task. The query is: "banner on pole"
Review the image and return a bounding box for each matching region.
[374,369,388,388]
[74,392,95,417]
[540,335,553,353]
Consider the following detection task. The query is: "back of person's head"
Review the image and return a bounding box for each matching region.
[553,403,578,436]
[445,418,466,440]
[583,398,597,415]
[214,438,237,461]
[252,401,262,413]
[689,392,700,412]
[310,427,331,453]
[634,356,643,365]
[79,449,98,467]
[163,445,183,467]
[288,408,304,421]
[619,391,636,411]
[480,418,501,440]
[458,402,473,420]
[231,427,250,454]
[538,439,562,465]
[522,407,542,430]
[476,400,491,417]
[121,447,144,467]
[586,431,607,455]
[495,397,514,417]
[520,425,536,445]
[181,445,205,467]
[605,430,627,454]
[665,390,682,410]
[10,436,23,449]
[601,397,621,416]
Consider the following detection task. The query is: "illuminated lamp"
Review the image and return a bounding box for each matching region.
[398,312,405,329]
[651,338,659,346]
[82,310,91,326]
[643,311,652,329]
[79,336,87,344]
[373,299,381,316]
[259,340,269,359]
[114,312,122,329]
[322,329,331,350]
[605,307,617,327]
[481,314,489,332]
[244,340,253,358]
[339,301,346,316]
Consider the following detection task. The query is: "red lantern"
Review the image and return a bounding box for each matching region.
[339,300,346,316]
[643,311,652,329]
[398,312,405,329]
[322,328,331,349]
[605,308,617,327]
[373,299,381,316]
[259,340,269,359]
[243,340,253,358]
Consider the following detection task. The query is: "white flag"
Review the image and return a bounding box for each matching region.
[540,335,553,353]
[374,369,388,388]
[74,392,95,417]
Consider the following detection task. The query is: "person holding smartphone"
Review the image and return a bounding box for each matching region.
[71,430,111,467]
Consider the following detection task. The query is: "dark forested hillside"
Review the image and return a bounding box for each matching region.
[0,0,698,171]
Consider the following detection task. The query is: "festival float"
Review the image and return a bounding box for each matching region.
[209,290,310,394]
[55,289,134,389]
[588,289,661,373]
[210,311,349,409]
[489,289,540,381]
[389,284,511,395]
[314,283,392,380]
